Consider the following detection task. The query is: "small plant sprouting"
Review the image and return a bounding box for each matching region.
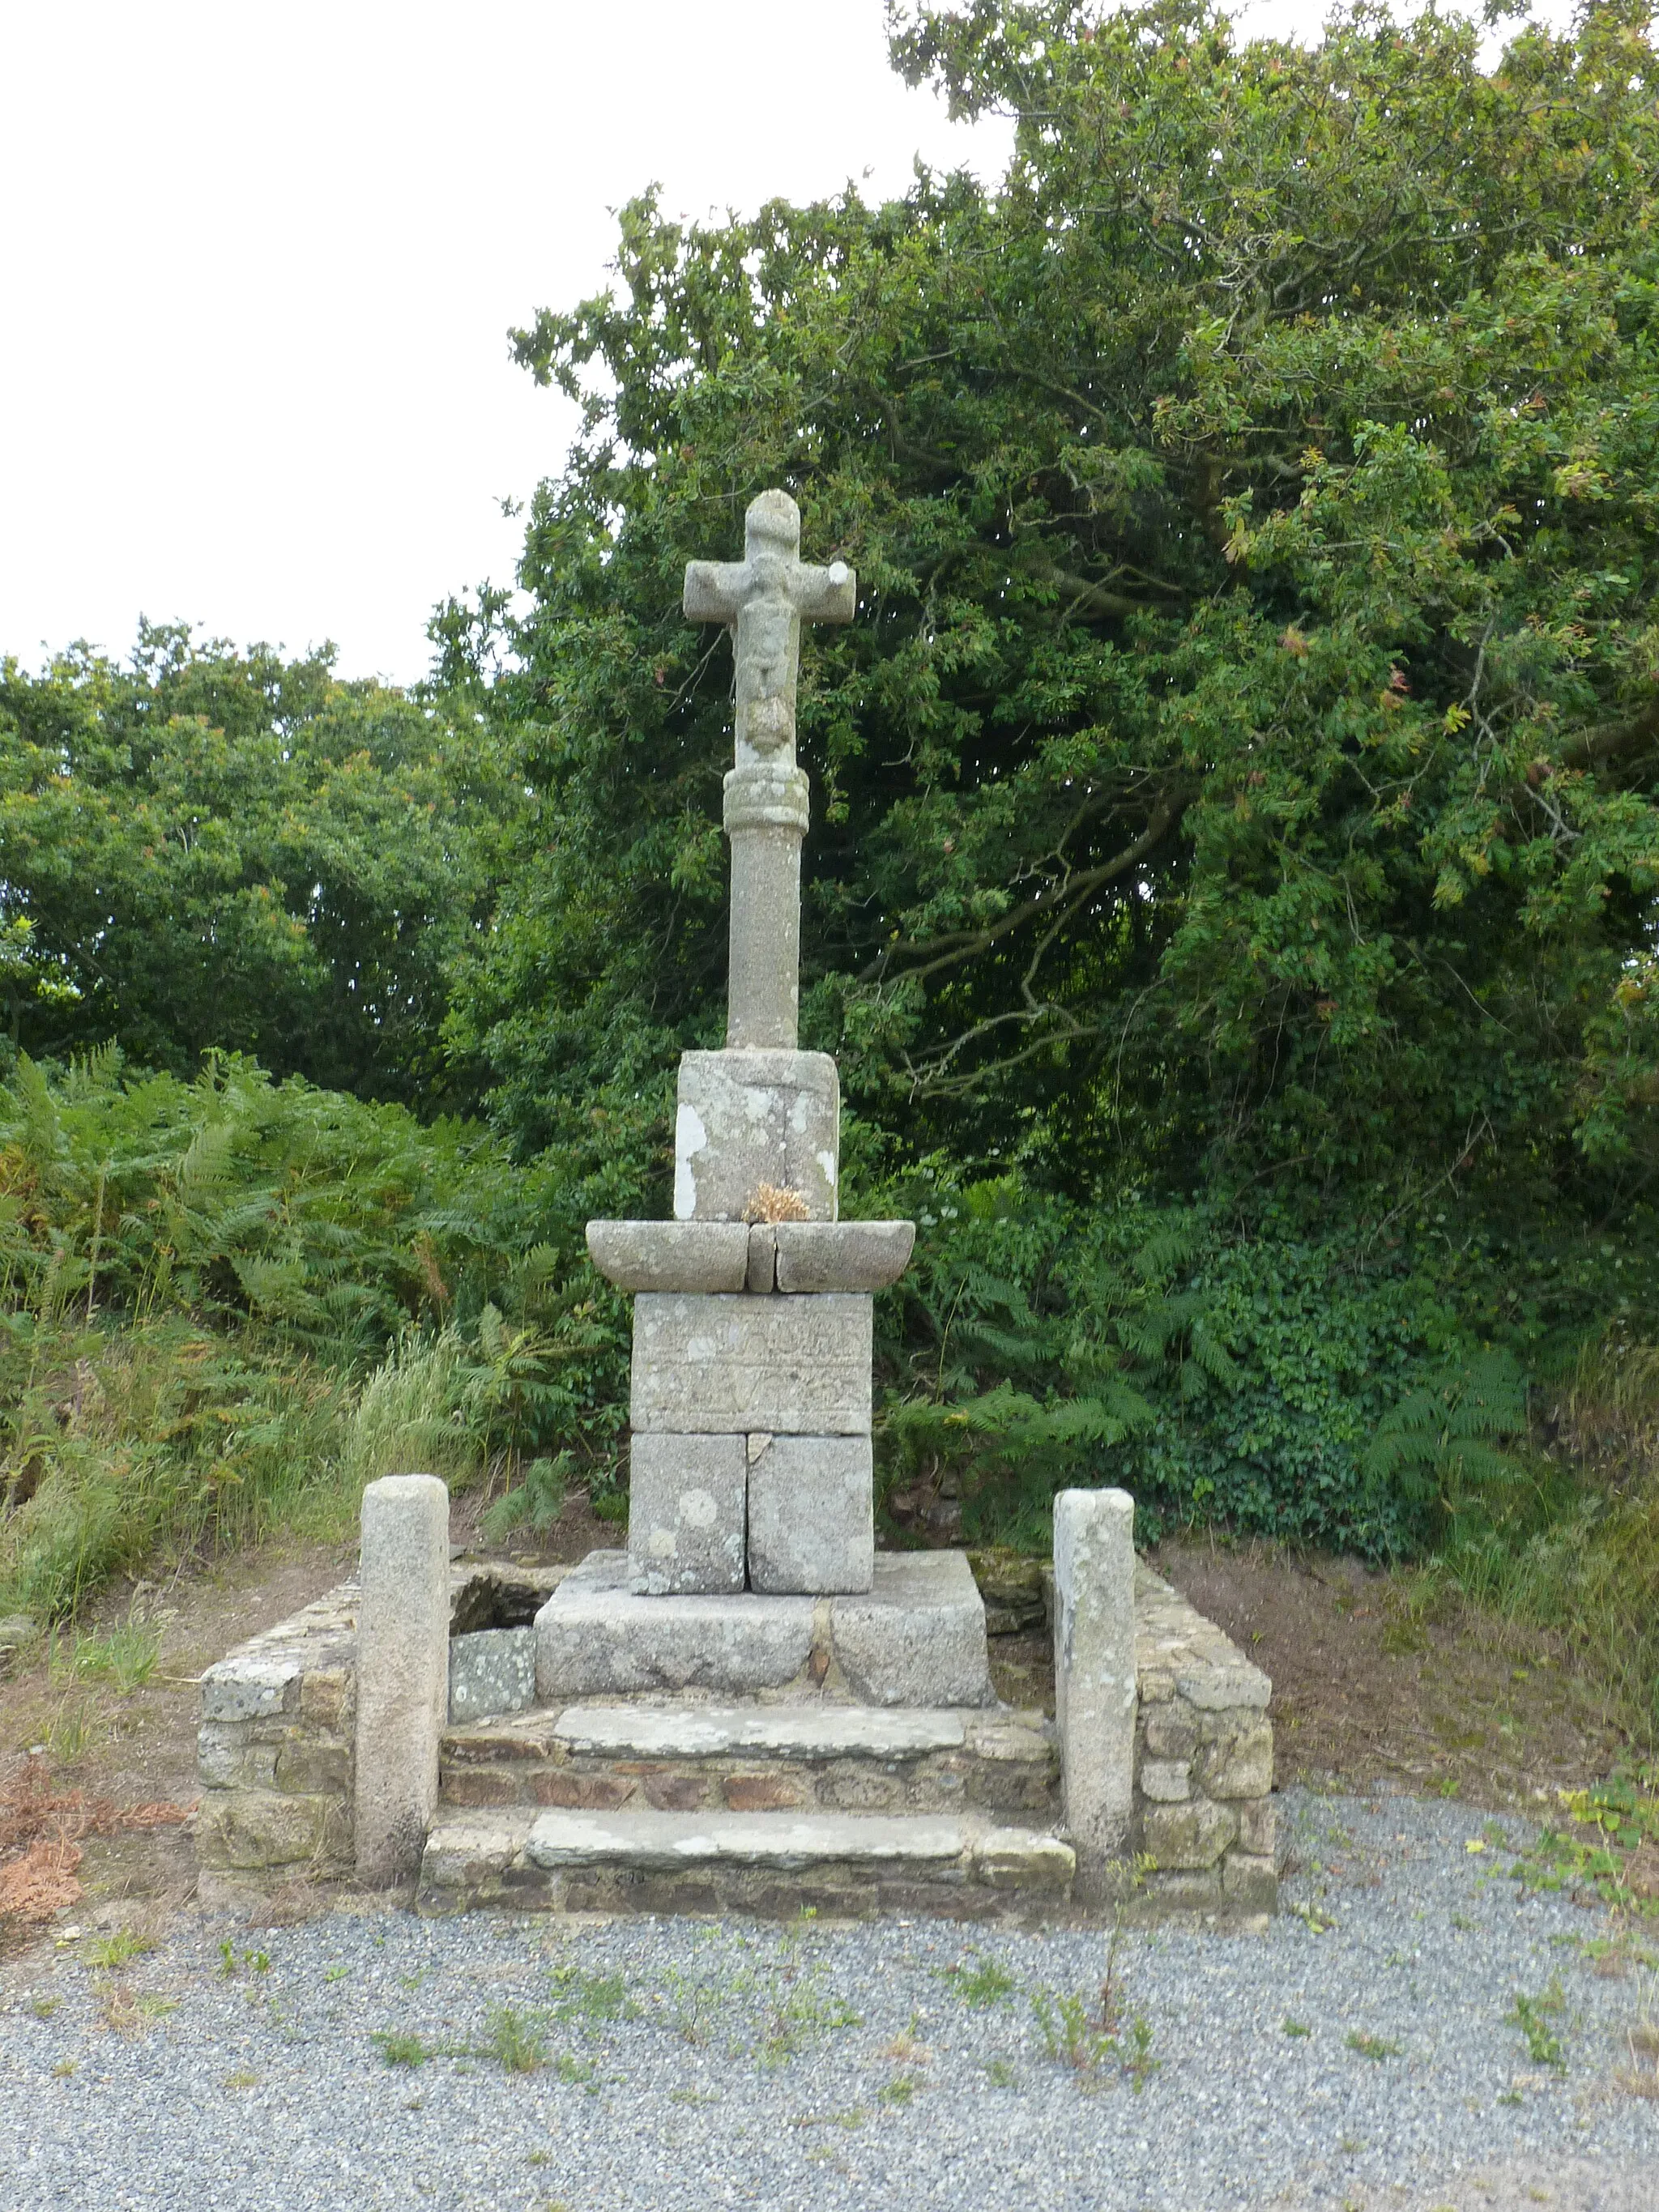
[224,2066,259,2091]
[87,1926,157,1971]
[548,1966,636,2025]
[373,2031,429,2069]
[1510,1984,1567,2071]
[217,1942,270,1980]
[554,2052,599,2092]
[941,1954,1017,2010]
[486,2005,547,2075]
[1346,2031,1402,2061]
[876,2073,922,2108]
[983,2056,1020,2089]
[30,1994,62,2020]
[1283,2018,1312,2038]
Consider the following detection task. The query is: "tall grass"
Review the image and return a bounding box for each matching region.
[1437,1332,1659,1748]
[0,1051,629,1618]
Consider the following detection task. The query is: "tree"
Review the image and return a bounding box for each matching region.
[446,0,1659,1235]
[0,623,505,1107]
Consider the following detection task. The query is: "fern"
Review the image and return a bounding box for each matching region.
[1362,1351,1529,1530]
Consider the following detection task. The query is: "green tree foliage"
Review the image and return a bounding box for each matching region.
[448,0,1659,1228]
[0,624,505,1108]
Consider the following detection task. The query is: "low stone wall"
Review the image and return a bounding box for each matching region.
[194,1585,359,1891]
[1130,1564,1275,1923]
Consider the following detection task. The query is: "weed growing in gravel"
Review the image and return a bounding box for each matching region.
[1509,1981,1567,2069]
[1290,1899,1336,1934]
[760,1973,860,2066]
[553,2052,599,2091]
[29,1994,60,2019]
[217,1942,270,1979]
[485,2004,547,2074]
[224,2067,258,2090]
[94,1980,176,2035]
[323,1964,349,1984]
[373,2031,430,2068]
[51,2059,75,2078]
[548,1966,637,2026]
[1508,1765,1659,1920]
[1283,2018,1312,2038]
[876,2073,922,2107]
[983,2057,1020,2088]
[1346,2031,1402,2061]
[940,1954,1017,2009]
[791,2105,864,2129]
[87,1925,156,1970]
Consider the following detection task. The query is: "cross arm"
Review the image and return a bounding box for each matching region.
[683,560,747,624]
[791,560,856,626]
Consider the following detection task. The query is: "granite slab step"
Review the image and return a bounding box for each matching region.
[440,1700,1060,1821]
[418,1805,1075,1920]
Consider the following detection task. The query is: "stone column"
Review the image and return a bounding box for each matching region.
[354,1473,450,1885]
[723,761,808,1050]
[1052,1486,1137,1893]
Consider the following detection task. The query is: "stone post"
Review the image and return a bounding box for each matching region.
[1052,1486,1137,1894]
[354,1473,450,1885]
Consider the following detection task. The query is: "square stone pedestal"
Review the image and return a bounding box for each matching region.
[535,1549,992,1707]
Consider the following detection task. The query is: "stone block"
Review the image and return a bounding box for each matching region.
[196,1722,255,1789]
[830,1551,992,1707]
[1199,1716,1274,1799]
[535,1550,815,1699]
[1053,1488,1137,1864]
[448,1626,538,1724]
[673,1049,839,1222]
[1143,1797,1238,1870]
[273,1740,352,1796]
[586,1220,751,1293]
[746,1432,873,1594]
[773,1221,915,1293]
[300,1667,353,1728]
[194,1788,345,1873]
[630,1292,871,1435]
[532,1773,636,1811]
[552,1703,965,1761]
[723,1775,805,1812]
[1139,1758,1192,1803]
[1141,1704,1200,1761]
[199,1656,300,1723]
[1221,1850,1278,1912]
[1237,1796,1277,1857]
[525,1806,966,1871]
[973,1829,1076,1891]
[626,1433,747,1595]
[355,1473,450,1886]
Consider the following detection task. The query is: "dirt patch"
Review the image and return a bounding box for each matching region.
[1149,1537,1631,1810]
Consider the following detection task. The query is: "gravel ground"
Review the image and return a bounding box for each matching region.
[2,1788,1655,2212]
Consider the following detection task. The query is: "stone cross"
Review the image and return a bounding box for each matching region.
[684,490,855,1051]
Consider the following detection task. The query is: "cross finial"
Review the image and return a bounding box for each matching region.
[682,492,856,1052]
[683,491,855,768]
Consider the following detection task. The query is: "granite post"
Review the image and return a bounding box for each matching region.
[1053,1486,1137,1894]
[354,1473,450,1884]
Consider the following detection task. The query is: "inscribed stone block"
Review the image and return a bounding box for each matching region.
[672,1049,839,1221]
[626,1432,747,1595]
[745,1433,873,1594]
[630,1292,872,1435]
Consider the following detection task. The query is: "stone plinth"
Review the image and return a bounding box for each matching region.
[630,1290,872,1436]
[535,1549,992,1707]
[627,1432,748,1594]
[673,1049,839,1222]
[746,1432,873,1593]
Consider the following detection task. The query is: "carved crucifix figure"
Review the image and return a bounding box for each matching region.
[684,490,855,1050]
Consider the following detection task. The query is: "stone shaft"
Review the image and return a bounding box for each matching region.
[1052,1486,1137,1880]
[682,490,855,1054]
[354,1474,450,1884]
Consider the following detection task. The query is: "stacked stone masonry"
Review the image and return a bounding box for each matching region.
[1131,1562,1277,1922]
[194,1584,358,1889]
[196,1549,1276,1924]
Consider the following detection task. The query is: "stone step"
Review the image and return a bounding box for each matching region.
[418,1805,1075,1920]
[440,1699,1060,1822]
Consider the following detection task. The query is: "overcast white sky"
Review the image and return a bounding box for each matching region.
[0,1,1552,686]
